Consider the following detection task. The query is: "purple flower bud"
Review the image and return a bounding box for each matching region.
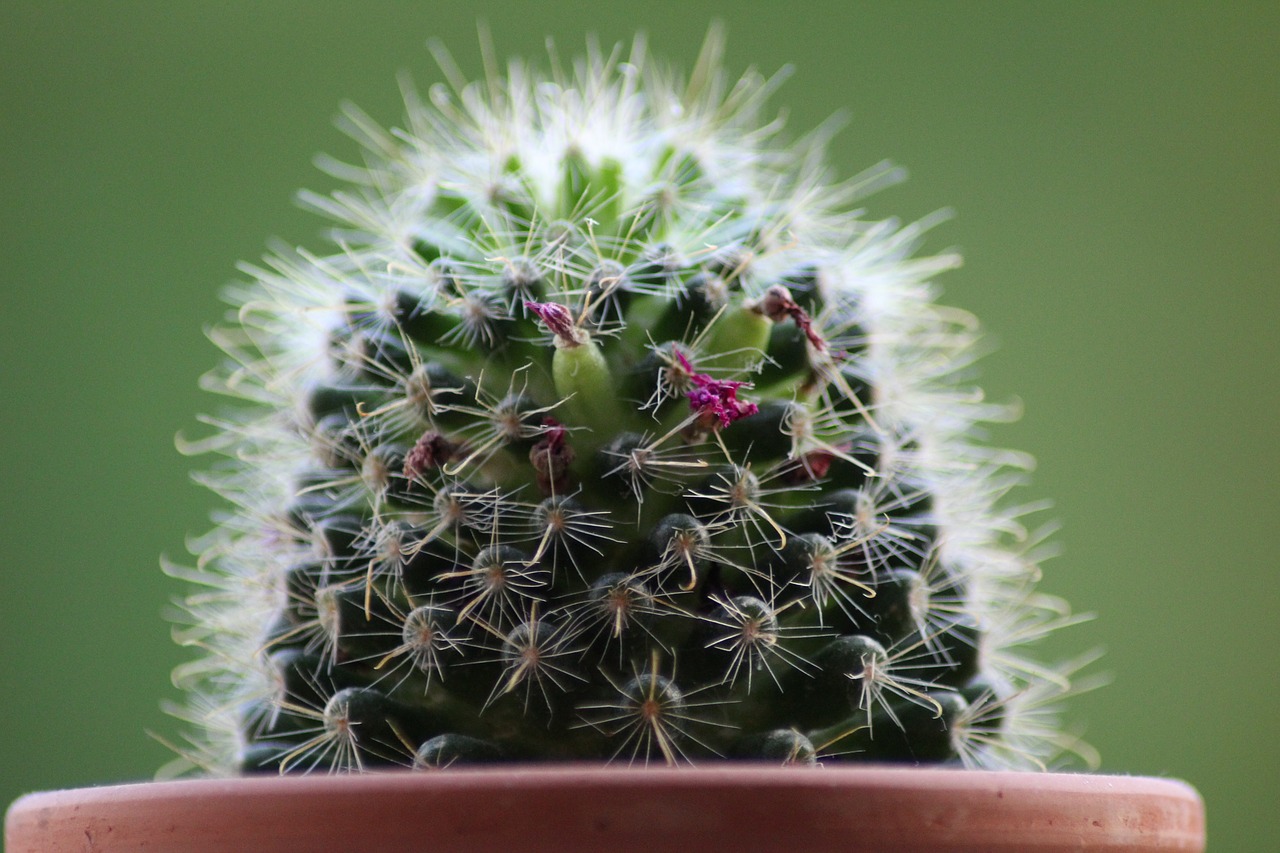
[525,300,582,347]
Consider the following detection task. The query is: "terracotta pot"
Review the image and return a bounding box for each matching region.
[6,765,1203,852]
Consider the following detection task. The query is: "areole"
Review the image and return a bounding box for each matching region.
[6,765,1205,853]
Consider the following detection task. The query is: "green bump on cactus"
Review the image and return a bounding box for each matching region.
[169,30,1096,775]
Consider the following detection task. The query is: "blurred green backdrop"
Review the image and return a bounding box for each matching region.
[3,2,1276,848]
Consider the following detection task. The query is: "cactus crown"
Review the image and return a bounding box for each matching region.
[170,30,1094,775]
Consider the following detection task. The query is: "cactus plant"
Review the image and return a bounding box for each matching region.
[169,30,1094,776]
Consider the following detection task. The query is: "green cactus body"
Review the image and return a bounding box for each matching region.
[173,33,1092,775]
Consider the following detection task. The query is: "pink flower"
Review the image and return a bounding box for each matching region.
[675,349,759,428]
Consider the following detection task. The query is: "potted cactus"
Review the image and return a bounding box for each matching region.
[6,30,1203,852]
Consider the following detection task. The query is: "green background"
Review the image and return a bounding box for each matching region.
[3,2,1276,848]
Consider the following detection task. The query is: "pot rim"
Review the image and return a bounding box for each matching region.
[7,765,1205,853]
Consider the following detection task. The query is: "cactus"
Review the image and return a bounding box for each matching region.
[170,31,1094,775]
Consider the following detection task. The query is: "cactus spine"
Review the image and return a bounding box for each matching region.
[171,31,1092,775]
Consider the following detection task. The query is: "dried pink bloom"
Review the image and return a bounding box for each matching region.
[782,443,852,484]
[404,431,463,481]
[529,417,575,495]
[760,285,826,352]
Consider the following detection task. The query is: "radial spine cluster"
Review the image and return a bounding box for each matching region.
[171,31,1091,775]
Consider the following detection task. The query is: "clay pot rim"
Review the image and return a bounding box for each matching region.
[7,765,1206,853]
[14,762,1199,799]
